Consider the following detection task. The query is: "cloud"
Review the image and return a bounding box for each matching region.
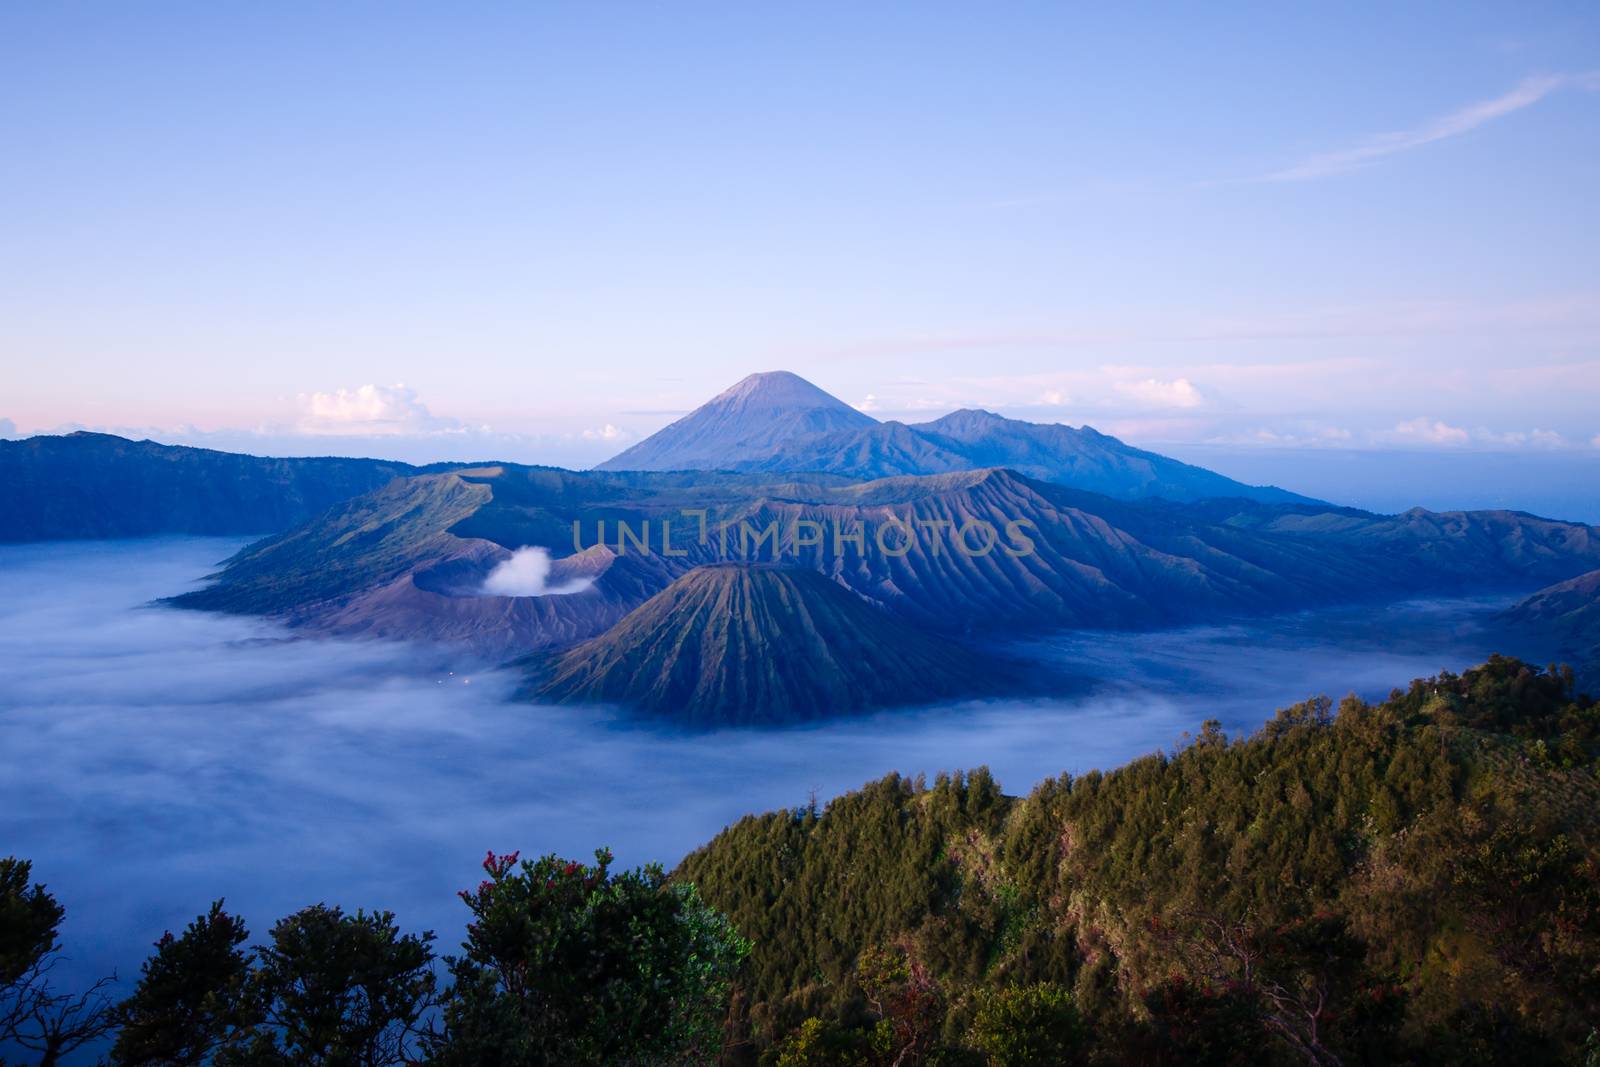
[1207,424,1355,448]
[478,547,595,597]
[1262,73,1600,181]
[581,424,629,442]
[16,537,1494,998]
[1593,434,1600,449]
[1480,428,1566,449]
[296,384,462,436]
[1384,420,1578,450]
[1392,417,1471,446]
[0,418,17,439]
[855,394,881,413]
[1114,377,1206,410]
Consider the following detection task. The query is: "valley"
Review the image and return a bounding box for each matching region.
[0,537,1559,1023]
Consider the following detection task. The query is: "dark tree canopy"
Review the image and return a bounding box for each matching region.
[434,848,749,1066]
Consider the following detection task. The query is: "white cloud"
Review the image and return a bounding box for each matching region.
[1392,417,1471,446]
[1114,377,1206,410]
[1200,422,1355,448]
[1262,73,1600,181]
[1385,421,1576,450]
[296,384,461,437]
[0,418,17,439]
[1593,434,1600,449]
[479,547,594,597]
[1480,428,1566,449]
[581,423,629,442]
[855,394,881,413]
[1040,389,1068,406]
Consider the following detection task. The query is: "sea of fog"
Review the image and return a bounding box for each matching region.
[0,537,1555,1012]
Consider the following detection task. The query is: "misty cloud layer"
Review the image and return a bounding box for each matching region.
[0,539,1547,1015]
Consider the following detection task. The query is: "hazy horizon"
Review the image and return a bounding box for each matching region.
[4,5,1597,467]
[8,409,1598,524]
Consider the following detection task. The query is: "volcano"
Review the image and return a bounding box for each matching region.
[596,371,875,472]
[526,563,1010,726]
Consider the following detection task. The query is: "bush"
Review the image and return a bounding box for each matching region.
[433,848,750,1066]
[967,982,1084,1066]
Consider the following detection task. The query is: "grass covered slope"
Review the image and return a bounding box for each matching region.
[170,470,494,614]
[675,656,1600,1064]
[528,564,1010,726]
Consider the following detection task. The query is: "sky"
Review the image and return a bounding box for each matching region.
[1,2,1598,473]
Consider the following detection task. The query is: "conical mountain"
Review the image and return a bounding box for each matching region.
[597,371,1310,503]
[527,563,1005,726]
[596,370,875,472]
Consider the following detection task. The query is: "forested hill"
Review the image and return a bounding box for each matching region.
[675,656,1600,1065]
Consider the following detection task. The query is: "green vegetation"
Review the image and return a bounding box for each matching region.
[2,851,748,1066]
[5,656,1598,1063]
[678,655,1600,1065]
[435,848,748,1066]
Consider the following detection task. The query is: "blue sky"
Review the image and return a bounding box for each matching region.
[2,2,1597,471]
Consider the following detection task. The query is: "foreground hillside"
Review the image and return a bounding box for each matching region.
[677,656,1600,1064]
[0,432,438,541]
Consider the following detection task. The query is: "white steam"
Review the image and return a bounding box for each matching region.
[479,547,594,597]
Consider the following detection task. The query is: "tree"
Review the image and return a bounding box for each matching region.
[0,856,65,1043]
[0,857,117,1067]
[433,848,749,1066]
[967,982,1084,1066]
[854,944,945,1067]
[110,901,255,1066]
[1156,910,1404,1067]
[1134,975,1264,1067]
[769,1017,874,1067]
[227,904,436,1066]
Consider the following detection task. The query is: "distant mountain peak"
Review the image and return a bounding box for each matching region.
[596,371,874,472]
[918,408,1011,432]
[597,372,1312,504]
[713,370,854,409]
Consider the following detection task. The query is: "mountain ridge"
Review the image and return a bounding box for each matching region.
[170,461,1600,660]
[0,432,453,542]
[1503,568,1600,685]
[597,371,1313,504]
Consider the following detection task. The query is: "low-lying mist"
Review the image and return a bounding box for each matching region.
[0,538,1549,1011]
